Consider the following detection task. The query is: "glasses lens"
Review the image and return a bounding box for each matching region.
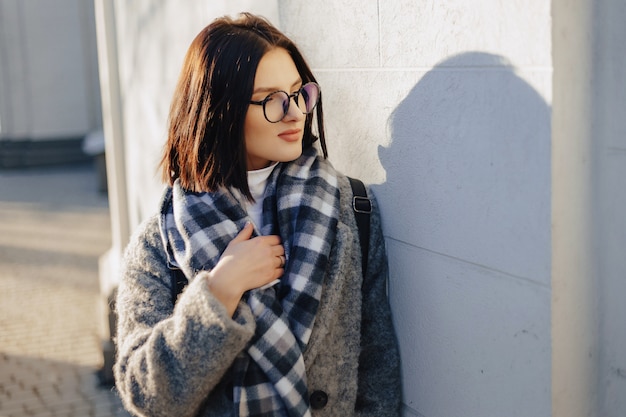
[263,91,290,123]
[299,82,320,114]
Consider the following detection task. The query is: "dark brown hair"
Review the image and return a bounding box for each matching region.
[160,12,326,198]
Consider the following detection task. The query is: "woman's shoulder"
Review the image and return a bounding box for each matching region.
[335,173,385,242]
[335,174,355,218]
[122,213,168,268]
[130,213,162,245]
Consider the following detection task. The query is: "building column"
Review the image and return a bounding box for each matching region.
[93,0,129,384]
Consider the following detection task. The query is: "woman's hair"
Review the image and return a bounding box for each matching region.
[160,12,326,198]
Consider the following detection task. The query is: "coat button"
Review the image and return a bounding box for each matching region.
[310,390,328,410]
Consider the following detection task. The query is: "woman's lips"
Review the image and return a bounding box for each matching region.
[278,129,302,142]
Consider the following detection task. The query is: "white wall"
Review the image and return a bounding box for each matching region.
[552,0,626,416]
[0,0,101,140]
[594,3,626,413]
[588,3,626,414]
[101,1,556,416]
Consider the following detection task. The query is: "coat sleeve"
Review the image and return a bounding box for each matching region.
[113,216,255,417]
[355,190,403,417]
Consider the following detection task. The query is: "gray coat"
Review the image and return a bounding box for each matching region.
[114,175,401,417]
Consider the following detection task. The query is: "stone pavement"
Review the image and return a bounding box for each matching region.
[0,163,130,417]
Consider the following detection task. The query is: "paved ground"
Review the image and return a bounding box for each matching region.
[0,163,130,416]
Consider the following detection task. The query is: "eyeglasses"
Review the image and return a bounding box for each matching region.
[249,82,320,123]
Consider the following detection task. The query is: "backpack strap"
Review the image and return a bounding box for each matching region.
[170,177,372,305]
[348,177,371,276]
[170,266,188,306]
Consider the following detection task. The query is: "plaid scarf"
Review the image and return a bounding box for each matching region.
[160,147,339,417]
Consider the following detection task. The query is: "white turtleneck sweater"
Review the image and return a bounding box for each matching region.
[233,162,279,229]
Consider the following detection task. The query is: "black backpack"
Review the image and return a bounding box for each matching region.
[170,177,371,304]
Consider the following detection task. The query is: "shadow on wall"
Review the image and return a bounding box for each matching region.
[377,52,551,280]
[375,52,551,416]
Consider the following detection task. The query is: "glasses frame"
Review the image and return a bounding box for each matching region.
[249,82,320,123]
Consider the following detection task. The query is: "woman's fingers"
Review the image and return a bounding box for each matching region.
[230,222,254,243]
[205,223,290,314]
[217,227,285,282]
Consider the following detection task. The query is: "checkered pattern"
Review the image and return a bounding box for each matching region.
[160,147,339,416]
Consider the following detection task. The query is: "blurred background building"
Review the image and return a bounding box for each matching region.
[2,1,623,416]
[0,0,102,168]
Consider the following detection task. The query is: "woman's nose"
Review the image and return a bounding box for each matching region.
[283,97,306,122]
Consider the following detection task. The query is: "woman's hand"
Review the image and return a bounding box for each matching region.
[206,223,285,316]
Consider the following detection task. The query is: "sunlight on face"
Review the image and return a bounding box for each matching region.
[244,48,306,171]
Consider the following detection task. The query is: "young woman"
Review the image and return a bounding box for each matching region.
[114,13,401,417]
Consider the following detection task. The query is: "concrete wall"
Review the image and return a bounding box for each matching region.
[97,1,554,416]
[0,0,101,141]
[593,3,626,414]
[552,0,626,416]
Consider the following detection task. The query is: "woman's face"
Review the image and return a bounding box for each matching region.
[244,47,306,171]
